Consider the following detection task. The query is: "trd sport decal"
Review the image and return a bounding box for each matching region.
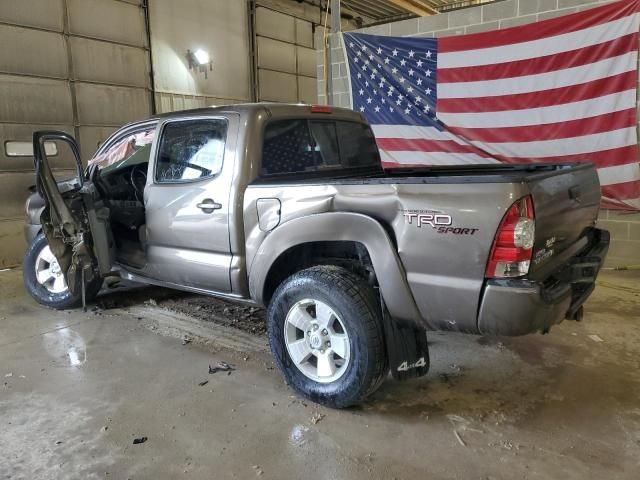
[402,209,479,235]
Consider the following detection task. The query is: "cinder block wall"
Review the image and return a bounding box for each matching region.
[317,0,640,267]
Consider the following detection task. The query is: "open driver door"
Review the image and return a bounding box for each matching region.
[33,131,114,308]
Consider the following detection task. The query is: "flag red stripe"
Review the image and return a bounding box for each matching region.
[489,144,639,169]
[446,108,637,143]
[602,180,640,200]
[438,33,638,83]
[438,71,637,113]
[376,138,493,157]
[439,0,640,53]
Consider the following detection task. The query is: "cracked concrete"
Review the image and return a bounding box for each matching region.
[1,268,639,479]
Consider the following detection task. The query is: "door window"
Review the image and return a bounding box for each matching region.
[89,129,155,172]
[155,119,227,183]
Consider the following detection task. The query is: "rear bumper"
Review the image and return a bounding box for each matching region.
[477,228,609,336]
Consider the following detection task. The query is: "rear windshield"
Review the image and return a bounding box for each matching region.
[261,119,380,176]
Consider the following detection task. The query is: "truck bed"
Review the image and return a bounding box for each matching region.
[247,161,601,334]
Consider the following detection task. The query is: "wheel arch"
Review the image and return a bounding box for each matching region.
[249,212,421,324]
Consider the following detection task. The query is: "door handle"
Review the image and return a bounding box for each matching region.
[196,199,222,213]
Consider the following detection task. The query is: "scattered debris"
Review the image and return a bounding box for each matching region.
[101,426,109,432]
[159,297,266,335]
[209,361,235,374]
[198,380,209,387]
[501,440,515,450]
[588,334,604,343]
[252,465,263,476]
[132,436,148,445]
[182,337,192,345]
[310,412,325,425]
[145,299,158,307]
[453,430,466,447]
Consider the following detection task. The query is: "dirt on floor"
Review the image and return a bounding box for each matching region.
[95,279,267,334]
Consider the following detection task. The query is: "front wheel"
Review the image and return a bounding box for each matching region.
[267,266,388,408]
[23,233,102,309]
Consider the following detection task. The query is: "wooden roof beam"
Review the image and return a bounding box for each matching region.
[387,0,438,16]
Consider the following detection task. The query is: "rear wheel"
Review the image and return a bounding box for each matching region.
[267,266,387,408]
[23,233,102,309]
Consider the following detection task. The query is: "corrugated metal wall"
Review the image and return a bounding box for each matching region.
[0,0,152,267]
[255,5,318,104]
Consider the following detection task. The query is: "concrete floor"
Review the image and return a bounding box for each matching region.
[1,268,639,480]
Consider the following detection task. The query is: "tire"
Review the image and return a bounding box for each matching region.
[267,265,388,408]
[23,233,102,310]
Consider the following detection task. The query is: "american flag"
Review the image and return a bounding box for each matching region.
[343,0,640,210]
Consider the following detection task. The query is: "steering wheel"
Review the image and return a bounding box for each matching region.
[130,164,147,201]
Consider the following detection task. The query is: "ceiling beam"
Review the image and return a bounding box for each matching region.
[387,0,438,16]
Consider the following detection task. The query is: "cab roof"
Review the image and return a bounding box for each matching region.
[131,103,366,127]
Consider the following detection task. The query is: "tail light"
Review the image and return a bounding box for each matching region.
[486,196,535,278]
[310,105,332,114]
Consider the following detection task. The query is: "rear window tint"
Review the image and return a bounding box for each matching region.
[262,119,379,175]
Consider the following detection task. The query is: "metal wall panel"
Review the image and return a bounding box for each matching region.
[0,0,64,32]
[259,69,298,103]
[67,0,147,47]
[79,125,120,159]
[0,219,30,268]
[295,18,314,48]
[296,46,316,78]
[154,92,243,113]
[0,75,73,124]
[70,37,149,87]
[75,83,150,127]
[298,76,318,105]
[258,36,296,74]
[256,7,296,43]
[0,123,75,171]
[0,25,68,78]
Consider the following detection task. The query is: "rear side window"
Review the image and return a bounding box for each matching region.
[262,119,380,176]
[155,119,227,183]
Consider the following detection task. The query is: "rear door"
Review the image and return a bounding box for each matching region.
[143,115,238,292]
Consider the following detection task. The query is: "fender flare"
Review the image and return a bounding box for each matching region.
[248,212,422,324]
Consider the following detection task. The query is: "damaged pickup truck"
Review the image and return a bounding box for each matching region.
[24,104,609,407]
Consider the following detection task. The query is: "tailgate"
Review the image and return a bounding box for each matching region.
[527,163,601,279]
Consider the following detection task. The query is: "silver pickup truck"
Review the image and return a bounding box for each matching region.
[24,103,609,407]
